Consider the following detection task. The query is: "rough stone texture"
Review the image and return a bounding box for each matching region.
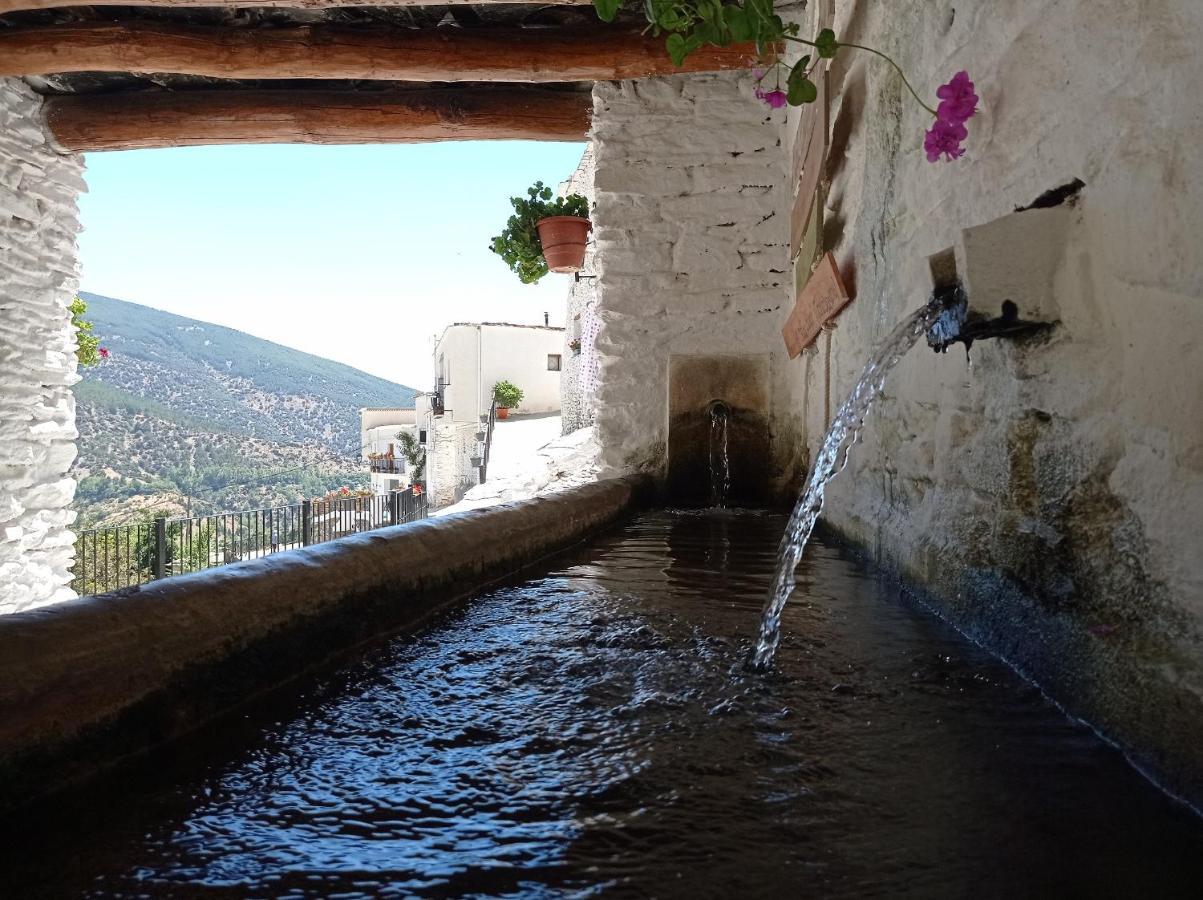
[559,145,599,435]
[0,475,648,811]
[427,418,479,509]
[0,78,84,614]
[590,75,798,488]
[789,0,1203,804]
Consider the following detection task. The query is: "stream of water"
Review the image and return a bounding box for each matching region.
[709,403,730,508]
[750,297,947,669]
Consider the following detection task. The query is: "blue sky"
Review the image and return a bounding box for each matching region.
[78,141,587,389]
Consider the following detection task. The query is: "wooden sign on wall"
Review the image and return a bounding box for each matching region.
[781,252,851,358]
[789,0,833,258]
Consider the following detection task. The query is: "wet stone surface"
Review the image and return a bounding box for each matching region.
[3,510,1202,897]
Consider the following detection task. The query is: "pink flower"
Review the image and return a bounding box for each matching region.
[924,118,968,162]
[98,347,110,359]
[760,89,788,109]
[935,70,978,125]
[751,67,766,81]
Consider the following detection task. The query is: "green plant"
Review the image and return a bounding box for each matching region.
[492,380,524,409]
[490,182,589,285]
[591,1,975,161]
[396,430,426,482]
[69,296,102,366]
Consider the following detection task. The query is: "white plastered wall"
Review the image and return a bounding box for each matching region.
[0,78,85,614]
[590,73,793,478]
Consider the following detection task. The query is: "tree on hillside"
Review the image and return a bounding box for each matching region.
[396,431,426,483]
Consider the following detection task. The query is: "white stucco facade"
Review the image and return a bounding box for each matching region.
[0,78,84,615]
[434,322,564,424]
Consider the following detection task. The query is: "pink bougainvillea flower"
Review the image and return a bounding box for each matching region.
[924,118,969,162]
[98,347,110,359]
[761,89,788,109]
[935,70,978,125]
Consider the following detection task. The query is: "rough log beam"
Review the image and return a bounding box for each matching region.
[43,88,592,151]
[0,0,591,12]
[0,22,753,81]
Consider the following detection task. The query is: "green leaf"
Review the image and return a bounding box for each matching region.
[816,27,839,58]
[593,0,621,21]
[666,33,689,66]
[695,19,720,46]
[787,54,811,86]
[723,6,752,41]
[787,76,818,105]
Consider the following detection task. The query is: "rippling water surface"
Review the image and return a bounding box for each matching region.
[4,511,1203,898]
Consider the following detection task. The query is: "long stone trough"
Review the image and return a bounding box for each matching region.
[0,476,649,813]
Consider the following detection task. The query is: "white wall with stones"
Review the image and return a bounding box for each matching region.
[426,419,479,510]
[781,0,1203,803]
[0,78,84,614]
[559,145,599,436]
[590,74,793,478]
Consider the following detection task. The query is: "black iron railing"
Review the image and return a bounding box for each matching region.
[71,490,428,598]
[369,458,406,474]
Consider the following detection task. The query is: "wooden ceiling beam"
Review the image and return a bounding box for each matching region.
[0,0,591,12]
[44,87,593,151]
[0,22,753,82]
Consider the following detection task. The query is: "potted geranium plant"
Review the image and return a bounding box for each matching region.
[492,380,524,420]
[490,181,590,284]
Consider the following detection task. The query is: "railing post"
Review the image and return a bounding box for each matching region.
[153,516,167,580]
[301,499,312,546]
[389,490,401,526]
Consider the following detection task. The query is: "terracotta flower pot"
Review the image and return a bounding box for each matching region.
[536,216,591,274]
[496,407,510,420]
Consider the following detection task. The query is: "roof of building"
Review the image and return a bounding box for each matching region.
[448,322,565,331]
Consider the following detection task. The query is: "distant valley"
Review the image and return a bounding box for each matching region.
[72,292,416,526]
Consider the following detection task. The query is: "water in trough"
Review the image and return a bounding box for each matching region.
[3,510,1202,897]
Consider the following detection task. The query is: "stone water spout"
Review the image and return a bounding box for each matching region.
[926,284,1054,355]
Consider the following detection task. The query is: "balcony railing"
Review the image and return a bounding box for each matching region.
[71,490,428,599]
[369,458,406,474]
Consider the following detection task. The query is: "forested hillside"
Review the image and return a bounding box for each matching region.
[72,293,417,525]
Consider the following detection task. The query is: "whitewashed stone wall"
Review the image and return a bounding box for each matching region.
[591,74,791,476]
[0,78,84,614]
[559,145,599,435]
[426,419,479,510]
[785,0,1203,802]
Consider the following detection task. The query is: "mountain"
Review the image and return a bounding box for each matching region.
[72,292,416,525]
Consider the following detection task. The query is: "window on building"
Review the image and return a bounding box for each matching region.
[548,354,562,371]
[419,429,427,444]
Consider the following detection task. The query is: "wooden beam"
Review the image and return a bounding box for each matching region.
[44,88,592,151]
[0,0,591,12]
[0,22,754,82]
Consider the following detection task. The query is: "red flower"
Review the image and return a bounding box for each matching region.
[98,347,110,359]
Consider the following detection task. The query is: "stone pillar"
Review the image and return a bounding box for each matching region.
[0,78,85,613]
[559,145,599,435]
[589,74,791,481]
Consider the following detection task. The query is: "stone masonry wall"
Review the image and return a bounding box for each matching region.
[559,145,598,436]
[590,74,795,482]
[0,78,84,614]
[427,419,478,510]
[789,0,1203,803]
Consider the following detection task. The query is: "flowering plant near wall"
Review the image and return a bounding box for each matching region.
[591,0,977,162]
[69,296,110,366]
